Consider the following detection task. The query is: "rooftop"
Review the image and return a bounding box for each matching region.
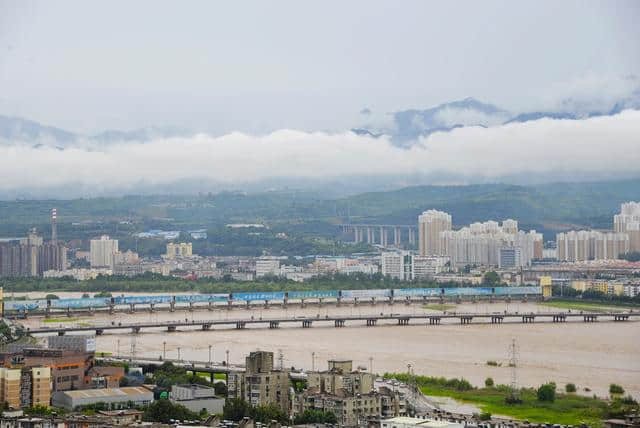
[59,387,151,398]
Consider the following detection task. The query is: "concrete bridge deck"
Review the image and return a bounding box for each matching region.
[24,311,638,336]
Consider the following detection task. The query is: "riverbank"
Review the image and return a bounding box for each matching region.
[385,373,640,426]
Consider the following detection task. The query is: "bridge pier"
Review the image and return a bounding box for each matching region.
[269,321,280,329]
[334,319,345,327]
[170,302,175,312]
[109,304,115,314]
[318,298,323,307]
[208,302,214,311]
[96,329,104,335]
[522,315,535,323]
[167,325,177,332]
[300,299,305,308]
[57,331,65,336]
[614,314,629,322]
[405,297,411,306]
[129,304,135,314]
[66,307,72,317]
[398,317,410,326]
[366,319,377,326]
[302,320,313,328]
[264,300,269,309]
[429,317,441,325]
[370,297,376,306]
[491,316,503,324]
[202,324,211,330]
[235,322,246,329]
[353,297,359,306]
[227,300,233,310]
[245,301,251,310]
[552,315,566,323]
[583,314,598,322]
[132,326,141,334]
[45,307,51,318]
[460,316,473,325]
[189,302,194,312]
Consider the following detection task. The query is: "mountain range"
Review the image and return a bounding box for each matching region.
[2,90,640,148]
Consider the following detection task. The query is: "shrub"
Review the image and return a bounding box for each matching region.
[565,383,576,393]
[485,377,494,387]
[537,383,556,402]
[486,360,498,367]
[609,384,625,394]
[479,412,492,421]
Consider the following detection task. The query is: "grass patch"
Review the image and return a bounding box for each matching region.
[423,304,456,311]
[43,317,84,323]
[539,301,631,313]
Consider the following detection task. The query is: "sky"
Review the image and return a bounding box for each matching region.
[0,0,639,197]
[1,0,639,134]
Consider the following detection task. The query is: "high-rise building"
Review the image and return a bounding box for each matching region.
[556,230,629,262]
[90,235,119,268]
[440,219,542,268]
[614,201,640,253]
[499,247,522,268]
[418,210,451,256]
[165,242,193,259]
[255,257,280,277]
[0,367,51,409]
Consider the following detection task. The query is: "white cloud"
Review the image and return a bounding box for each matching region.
[1,110,639,195]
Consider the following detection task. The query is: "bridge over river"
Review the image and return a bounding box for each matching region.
[24,311,638,336]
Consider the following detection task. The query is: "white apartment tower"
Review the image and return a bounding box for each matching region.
[89,235,119,268]
[418,210,451,256]
[614,201,640,253]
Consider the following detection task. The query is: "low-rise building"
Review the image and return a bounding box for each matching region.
[52,386,153,410]
[170,384,224,414]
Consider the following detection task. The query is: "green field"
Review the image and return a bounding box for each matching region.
[421,385,605,426]
[43,317,84,323]
[385,373,639,426]
[422,304,456,311]
[540,301,635,313]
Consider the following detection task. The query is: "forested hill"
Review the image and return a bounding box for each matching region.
[0,179,638,241]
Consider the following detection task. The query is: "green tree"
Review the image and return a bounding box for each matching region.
[537,383,556,402]
[142,399,199,423]
[223,398,251,421]
[484,377,494,387]
[565,383,576,393]
[482,271,500,286]
[294,409,338,424]
[609,384,625,394]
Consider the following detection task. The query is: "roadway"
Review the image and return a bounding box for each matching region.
[23,311,639,336]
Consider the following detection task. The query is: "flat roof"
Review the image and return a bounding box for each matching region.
[60,387,151,399]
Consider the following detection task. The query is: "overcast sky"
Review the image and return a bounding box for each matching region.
[1,0,639,134]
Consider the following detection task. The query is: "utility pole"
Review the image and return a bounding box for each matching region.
[508,338,520,402]
[209,345,213,365]
[163,342,166,360]
[177,347,181,361]
[226,349,230,366]
[311,352,315,372]
[130,334,136,363]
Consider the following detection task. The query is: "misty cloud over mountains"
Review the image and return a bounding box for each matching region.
[0,110,639,199]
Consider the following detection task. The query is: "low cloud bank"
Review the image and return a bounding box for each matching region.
[1,110,639,195]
